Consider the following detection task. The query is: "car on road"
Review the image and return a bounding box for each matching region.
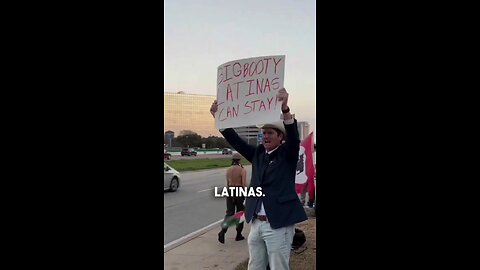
[222,148,233,155]
[164,151,172,160]
[164,163,180,192]
[181,148,197,156]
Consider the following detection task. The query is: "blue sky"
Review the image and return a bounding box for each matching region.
[164,0,316,137]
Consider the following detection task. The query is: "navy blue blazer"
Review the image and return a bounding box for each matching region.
[220,119,307,229]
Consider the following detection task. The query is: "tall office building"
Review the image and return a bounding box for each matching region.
[164,91,221,137]
[233,121,310,145]
[233,126,260,145]
[297,121,310,140]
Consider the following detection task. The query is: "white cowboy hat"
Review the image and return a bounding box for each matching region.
[257,121,286,136]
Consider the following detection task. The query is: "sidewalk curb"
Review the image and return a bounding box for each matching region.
[164,219,223,253]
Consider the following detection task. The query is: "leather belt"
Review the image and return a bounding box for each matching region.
[255,215,268,221]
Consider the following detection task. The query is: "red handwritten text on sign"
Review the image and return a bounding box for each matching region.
[215,55,285,129]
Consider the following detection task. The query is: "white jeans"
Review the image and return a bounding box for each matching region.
[247,219,295,270]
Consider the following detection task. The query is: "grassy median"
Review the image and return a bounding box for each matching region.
[164,158,251,172]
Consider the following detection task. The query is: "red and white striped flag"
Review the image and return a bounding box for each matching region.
[221,211,245,229]
[295,132,315,201]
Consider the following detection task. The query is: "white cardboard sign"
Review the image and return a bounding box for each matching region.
[215,55,285,129]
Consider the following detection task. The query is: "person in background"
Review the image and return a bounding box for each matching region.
[218,153,247,243]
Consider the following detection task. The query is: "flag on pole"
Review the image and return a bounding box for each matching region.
[295,132,315,202]
[221,211,245,229]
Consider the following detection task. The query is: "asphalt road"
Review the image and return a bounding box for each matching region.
[164,165,252,245]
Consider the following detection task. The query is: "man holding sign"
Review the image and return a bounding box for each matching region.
[210,85,307,270]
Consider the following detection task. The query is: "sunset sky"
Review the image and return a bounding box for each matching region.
[164,0,316,138]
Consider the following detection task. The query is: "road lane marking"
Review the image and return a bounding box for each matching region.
[197,188,213,193]
[164,219,223,252]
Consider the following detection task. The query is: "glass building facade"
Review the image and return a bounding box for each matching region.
[164,91,311,140]
[164,92,221,137]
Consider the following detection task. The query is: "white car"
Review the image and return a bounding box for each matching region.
[164,163,180,192]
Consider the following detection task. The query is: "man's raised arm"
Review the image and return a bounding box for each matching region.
[276,88,300,160]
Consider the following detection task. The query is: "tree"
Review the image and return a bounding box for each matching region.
[201,136,216,149]
[176,132,202,148]
[211,136,231,148]
[179,130,196,136]
[201,136,231,149]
